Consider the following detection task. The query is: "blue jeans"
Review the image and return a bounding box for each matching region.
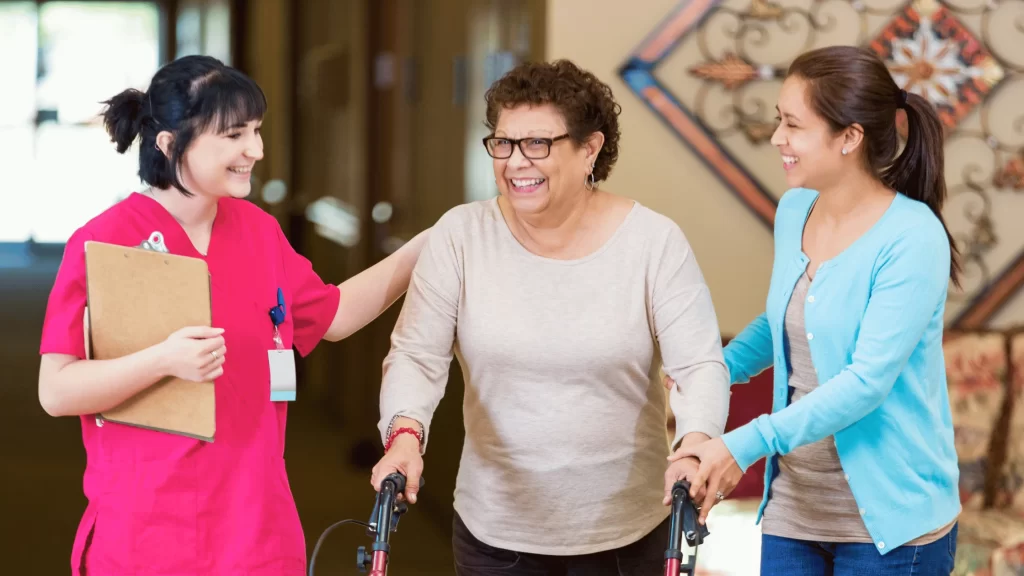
[760,524,957,575]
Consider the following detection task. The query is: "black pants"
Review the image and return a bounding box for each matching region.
[452,511,670,576]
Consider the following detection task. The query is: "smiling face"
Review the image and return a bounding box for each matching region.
[177,118,264,199]
[491,103,599,218]
[771,76,849,191]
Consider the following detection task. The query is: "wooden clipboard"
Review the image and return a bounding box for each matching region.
[84,233,216,441]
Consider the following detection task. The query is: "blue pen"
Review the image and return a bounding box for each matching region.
[269,288,286,349]
[269,288,286,326]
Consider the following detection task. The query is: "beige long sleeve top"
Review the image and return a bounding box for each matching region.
[378,198,730,555]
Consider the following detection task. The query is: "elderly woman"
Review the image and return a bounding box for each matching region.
[370,59,730,575]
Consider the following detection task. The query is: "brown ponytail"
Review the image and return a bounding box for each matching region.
[788,46,962,287]
[882,91,961,287]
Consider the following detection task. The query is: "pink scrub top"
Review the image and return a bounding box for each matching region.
[39,192,341,576]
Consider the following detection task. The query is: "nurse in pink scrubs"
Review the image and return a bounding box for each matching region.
[37,55,428,576]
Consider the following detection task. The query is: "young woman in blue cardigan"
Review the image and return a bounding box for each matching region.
[673,45,962,574]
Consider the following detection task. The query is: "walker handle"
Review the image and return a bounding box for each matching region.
[664,480,709,575]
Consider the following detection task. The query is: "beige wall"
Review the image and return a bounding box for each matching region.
[547,0,773,336]
[547,0,1024,334]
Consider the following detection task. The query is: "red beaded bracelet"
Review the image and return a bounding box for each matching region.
[385,427,423,452]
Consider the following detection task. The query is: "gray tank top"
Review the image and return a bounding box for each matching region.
[760,270,955,544]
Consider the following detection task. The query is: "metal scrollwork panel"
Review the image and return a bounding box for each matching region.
[620,0,1024,328]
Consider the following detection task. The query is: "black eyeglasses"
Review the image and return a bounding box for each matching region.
[482,134,570,159]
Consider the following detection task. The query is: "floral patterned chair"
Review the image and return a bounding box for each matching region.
[952,330,1024,576]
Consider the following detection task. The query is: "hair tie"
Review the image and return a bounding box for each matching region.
[896,89,908,109]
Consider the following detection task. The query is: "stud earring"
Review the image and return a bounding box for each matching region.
[841,148,848,155]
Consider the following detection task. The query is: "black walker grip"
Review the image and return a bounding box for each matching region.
[665,479,710,568]
[382,472,425,495]
[367,473,427,537]
[383,472,407,494]
[675,480,710,545]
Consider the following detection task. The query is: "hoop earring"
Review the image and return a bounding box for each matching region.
[585,164,596,191]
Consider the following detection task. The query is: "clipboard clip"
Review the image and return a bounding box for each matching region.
[138,231,169,253]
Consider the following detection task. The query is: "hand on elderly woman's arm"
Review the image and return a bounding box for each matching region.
[662,431,711,507]
[668,437,743,525]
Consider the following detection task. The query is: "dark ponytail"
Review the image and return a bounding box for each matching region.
[882,91,961,287]
[101,88,146,154]
[788,46,962,288]
[98,55,267,197]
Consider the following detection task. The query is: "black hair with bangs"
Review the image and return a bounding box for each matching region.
[101,55,267,197]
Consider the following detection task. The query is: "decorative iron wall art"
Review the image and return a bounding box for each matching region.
[619,0,1024,328]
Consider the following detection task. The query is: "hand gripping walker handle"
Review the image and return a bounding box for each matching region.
[358,472,427,575]
[665,479,710,576]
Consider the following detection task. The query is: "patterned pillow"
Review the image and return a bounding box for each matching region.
[955,508,1024,576]
[945,332,1008,510]
[952,538,996,576]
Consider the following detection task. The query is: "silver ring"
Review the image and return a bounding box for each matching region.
[211,351,219,360]
[716,491,725,501]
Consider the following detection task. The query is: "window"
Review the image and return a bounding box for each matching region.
[176,0,231,65]
[0,1,161,244]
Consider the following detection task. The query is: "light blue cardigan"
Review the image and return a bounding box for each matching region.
[721,187,960,554]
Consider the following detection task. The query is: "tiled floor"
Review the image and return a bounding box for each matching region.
[693,499,763,575]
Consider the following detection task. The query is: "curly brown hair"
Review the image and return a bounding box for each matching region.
[484,59,621,183]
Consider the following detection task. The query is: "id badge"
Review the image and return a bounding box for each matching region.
[269,348,296,401]
[269,322,296,401]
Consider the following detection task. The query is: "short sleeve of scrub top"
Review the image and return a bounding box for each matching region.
[40,228,94,359]
[273,222,340,356]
